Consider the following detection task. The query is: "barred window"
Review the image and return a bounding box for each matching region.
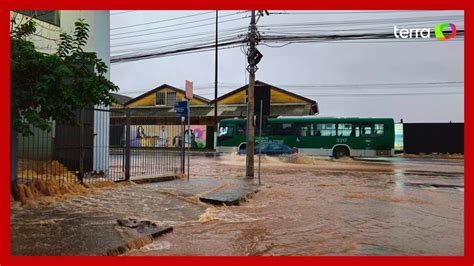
[156,91,177,106]
[156,92,166,105]
[166,92,176,106]
[17,10,60,27]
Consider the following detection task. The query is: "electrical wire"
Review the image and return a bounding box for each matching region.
[268,10,458,15]
[111,11,136,15]
[111,11,215,30]
[111,26,246,48]
[111,16,248,41]
[196,91,463,97]
[111,11,243,37]
[110,12,464,64]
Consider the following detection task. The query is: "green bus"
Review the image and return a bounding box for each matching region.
[217,117,395,158]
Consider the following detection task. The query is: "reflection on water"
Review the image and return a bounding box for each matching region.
[130,154,464,256]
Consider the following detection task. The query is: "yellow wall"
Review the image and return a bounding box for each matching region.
[127,87,208,107]
[218,89,246,104]
[217,87,308,105]
[270,88,306,103]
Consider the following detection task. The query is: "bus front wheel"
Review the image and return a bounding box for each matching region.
[333,146,350,159]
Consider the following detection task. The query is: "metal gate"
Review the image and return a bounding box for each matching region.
[13,108,185,188]
[110,110,184,180]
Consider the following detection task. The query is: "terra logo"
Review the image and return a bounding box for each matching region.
[393,23,457,41]
[434,23,457,41]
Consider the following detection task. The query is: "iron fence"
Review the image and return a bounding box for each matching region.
[11,108,185,191]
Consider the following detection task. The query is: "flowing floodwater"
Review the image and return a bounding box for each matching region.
[10,154,463,256]
[128,154,464,256]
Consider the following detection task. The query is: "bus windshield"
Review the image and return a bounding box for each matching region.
[219,125,234,137]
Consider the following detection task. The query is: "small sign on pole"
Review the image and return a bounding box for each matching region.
[174,101,188,117]
[185,80,193,100]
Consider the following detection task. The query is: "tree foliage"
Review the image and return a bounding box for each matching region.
[10,18,119,135]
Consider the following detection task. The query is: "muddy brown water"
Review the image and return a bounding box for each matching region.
[126,154,464,256]
[11,154,463,256]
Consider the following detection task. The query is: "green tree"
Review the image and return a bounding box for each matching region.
[10,18,119,135]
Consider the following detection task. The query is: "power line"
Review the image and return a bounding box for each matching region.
[259,18,464,35]
[111,11,136,15]
[111,16,247,41]
[110,28,245,50]
[259,29,464,43]
[111,11,215,30]
[111,42,243,63]
[110,13,464,64]
[119,82,463,96]
[111,11,242,37]
[276,81,464,87]
[110,29,464,63]
[258,16,464,31]
[196,91,463,97]
[190,82,465,91]
[111,26,246,48]
[112,35,242,57]
[301,91,464,97]
[269,10,460,15]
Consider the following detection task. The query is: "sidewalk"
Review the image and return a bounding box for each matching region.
[10,176,260,256]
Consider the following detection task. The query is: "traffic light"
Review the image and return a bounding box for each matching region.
[248,48,263,65]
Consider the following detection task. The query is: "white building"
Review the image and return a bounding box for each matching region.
[11,10,111,175]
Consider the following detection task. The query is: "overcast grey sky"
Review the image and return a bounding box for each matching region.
[110,10,464,123]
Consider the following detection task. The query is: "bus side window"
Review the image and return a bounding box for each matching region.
[296,123,313,137]
[282,123,294,135]
[362,123,384,137]
[273,123,294,135]
[374,123,384,136]
[236,123,246,135]
[316,123,336,137]
[352,124,360,137]
[362,124,373,136]
[337,123,352,137]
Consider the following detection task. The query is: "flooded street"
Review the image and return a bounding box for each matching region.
[10,154,463,256]
[129,155,464,256]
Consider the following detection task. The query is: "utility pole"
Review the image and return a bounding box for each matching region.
[245,10,258,178]
[214,10,218,151]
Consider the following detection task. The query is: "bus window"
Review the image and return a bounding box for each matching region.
[219,125,234,137]
[337,123,352,137]
[361,123,384,137]
[236,123,246,135]
[374,123,384,136]
[296,123,314,137]
[362,124,373,136]
[272,123,294,135]
[316,123,336,137]
[352,124,360,137]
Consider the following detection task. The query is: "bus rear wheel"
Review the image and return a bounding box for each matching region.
[333,146,350,159]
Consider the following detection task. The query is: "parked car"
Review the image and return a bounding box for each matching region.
[236,142,297,156]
